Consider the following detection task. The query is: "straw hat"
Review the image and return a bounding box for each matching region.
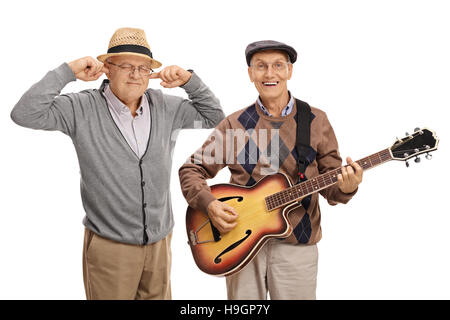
[97,28,162,69]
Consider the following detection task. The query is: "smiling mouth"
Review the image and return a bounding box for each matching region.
[127,82,141,85]
[263,81,279,87]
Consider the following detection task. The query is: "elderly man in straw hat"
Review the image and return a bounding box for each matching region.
[11,27,225,300]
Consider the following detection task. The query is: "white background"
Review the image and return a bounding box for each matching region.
[1,0,448,299]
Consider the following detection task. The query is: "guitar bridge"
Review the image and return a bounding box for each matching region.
[188,219,221,246]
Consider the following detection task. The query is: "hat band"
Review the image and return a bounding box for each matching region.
[107,44,153,58]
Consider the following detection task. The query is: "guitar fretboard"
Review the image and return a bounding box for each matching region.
[265,148,392,211]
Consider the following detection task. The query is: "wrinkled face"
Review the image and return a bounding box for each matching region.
[248,50,293,101]
[105,55,152,105]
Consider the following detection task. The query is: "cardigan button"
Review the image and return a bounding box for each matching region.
[143,203,147,208]
[141,181,145,186]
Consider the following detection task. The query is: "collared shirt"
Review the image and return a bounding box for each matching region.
[103,85,151,158]
[257,92,295,117]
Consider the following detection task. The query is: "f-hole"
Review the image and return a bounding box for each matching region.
[218,196,243,203]
[214,230,252,264]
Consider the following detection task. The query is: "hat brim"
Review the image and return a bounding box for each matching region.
[97,52,162,69]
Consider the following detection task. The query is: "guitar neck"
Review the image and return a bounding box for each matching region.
[265,148,392,211]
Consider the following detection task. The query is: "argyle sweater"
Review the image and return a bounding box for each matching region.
[179,99,357,245]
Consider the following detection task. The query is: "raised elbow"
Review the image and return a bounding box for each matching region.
[206,109,225,129]
[10,105,27,127]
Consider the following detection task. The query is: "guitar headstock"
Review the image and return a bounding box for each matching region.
[389,128,439,164]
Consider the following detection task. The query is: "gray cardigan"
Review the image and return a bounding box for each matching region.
[11,63,225,245]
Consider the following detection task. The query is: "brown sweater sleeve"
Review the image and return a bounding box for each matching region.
[178,118,231,213]
[317,112,357,205]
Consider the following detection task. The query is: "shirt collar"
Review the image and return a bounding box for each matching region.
[257,91,294,117]
[104,84,145,116]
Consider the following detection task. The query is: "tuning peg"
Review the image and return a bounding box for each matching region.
[405,160,409,168]
[414,128,424,135]
[426,153,432,160]
[405,132,409,136]
[414,156,421,163]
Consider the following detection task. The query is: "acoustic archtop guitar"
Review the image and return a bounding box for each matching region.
[185,128,439,276]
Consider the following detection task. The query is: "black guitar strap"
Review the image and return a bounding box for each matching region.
[295,98,312,183]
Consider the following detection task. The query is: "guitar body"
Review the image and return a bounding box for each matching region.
[185,128,439,277]
[186,173,300,276]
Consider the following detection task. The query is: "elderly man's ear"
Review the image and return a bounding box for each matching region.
[247,67,255,83]
[102,64,111,79]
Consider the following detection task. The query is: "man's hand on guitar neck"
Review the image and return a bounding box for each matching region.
[207,200,239,234]
[337,156,363,194]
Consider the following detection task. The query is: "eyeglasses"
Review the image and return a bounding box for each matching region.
[107,61,154,76]
[250,61,291,73]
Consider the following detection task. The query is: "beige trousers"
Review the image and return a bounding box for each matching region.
[82,228,172,300]
[226,240,318,300]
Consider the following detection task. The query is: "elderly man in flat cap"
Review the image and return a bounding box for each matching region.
[11,27,224,300]
[179,40,363,299]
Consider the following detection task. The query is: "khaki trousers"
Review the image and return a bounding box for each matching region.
[82,228,172,300]
[226,240,318,300]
